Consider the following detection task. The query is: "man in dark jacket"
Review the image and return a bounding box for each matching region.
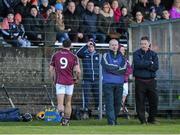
[133,36,159,124]
[80,1,97,42]
[15,0,32,19]
[76,39,100,111]
[64,1,83,42]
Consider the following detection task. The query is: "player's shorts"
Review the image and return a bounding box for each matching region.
[123,82,128,96]
[56,83,74,95]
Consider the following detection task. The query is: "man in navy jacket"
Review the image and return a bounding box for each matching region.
[133,36,159,124]
[76,39,100,111]
[101,39,127,125]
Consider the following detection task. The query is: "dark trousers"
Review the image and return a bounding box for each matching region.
[135,79,158,123]
[83,80,99,109]
[103,83,123,125]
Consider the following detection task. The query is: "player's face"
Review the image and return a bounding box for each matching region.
[140,40,149,51]
[87,2,94,12]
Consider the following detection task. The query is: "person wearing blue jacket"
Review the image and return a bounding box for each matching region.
[76,39,100,111]
[133,36,159,124]
[101,39,127,125]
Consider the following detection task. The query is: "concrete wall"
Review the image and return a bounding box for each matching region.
[0,47,59,114]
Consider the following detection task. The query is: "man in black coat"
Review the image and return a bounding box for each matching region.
[64,1,83,42]
[133,36,159,124]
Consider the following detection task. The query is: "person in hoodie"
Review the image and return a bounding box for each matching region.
[101,39,127,125]
[1,9,19,46]
[76,39,100,112]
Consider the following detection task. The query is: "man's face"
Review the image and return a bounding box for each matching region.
[68,2,76,13]
[87,2,94,12]
[140,39,149,51]
[87,41,95,52]
[109,40,119,52]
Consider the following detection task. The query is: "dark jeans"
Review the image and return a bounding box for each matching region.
[135,79,158,123]
[83,80,99,109]
[103,83,123,125]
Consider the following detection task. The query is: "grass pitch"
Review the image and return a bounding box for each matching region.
[0,118,180,134]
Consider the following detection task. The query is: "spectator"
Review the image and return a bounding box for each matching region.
[150,0,166,19]
[24,5,45,46]
[43,7,56,45]
[76,39,100,111]
[1,0,20,17]
[94,4,100,15]
[132,0,151,19]
[119,44,132,110]
[111,0,121,23]
[1,9,19,46]
[101,39,127,125]
[133,11,145,24]
[97,2,114,43]
[117,0,133,13]
[14,13,31,47]
[49,3,70,43]
[64,1,83,42]
[30,0,38,6]
[80,1,97,42]
[49,39,81,126]
[92,0,105,7]
[162,9,170,20]
[118,6,133,35]
[169,0,180,19]
[39,0,51,19]
[133,36,159,124]
[76,0,89,18]
[148,7,159,22]
[15,0,32,20]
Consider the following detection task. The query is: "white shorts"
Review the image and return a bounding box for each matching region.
[123,82,128,96]
[56,84,74,95]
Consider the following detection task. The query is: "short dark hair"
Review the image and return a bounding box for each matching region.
[62,39,72,48]
[141,36,149,41]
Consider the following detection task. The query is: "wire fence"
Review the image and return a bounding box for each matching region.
[0,19,180,118]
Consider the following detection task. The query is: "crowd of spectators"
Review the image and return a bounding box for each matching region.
[0,0,179,47]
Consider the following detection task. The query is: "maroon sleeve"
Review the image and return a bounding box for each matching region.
[50,54,56,67]
[74,55,79,66]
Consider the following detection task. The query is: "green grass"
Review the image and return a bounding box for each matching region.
[0,118,180,134]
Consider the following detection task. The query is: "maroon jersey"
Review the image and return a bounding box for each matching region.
[50,49,78,85]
